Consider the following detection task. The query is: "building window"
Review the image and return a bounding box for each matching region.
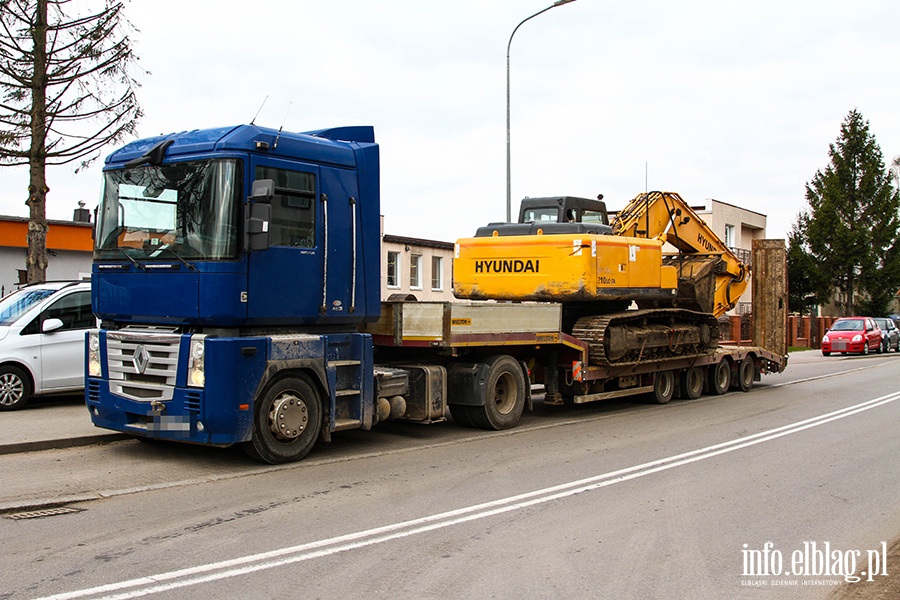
[431,256,443,291]
[724,224,735,249]
[410,254,422,289]
[387,251,400,288]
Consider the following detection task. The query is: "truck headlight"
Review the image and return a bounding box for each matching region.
[187,335,206,388]
[88,331,101,377]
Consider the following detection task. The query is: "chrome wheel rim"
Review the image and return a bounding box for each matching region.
[0,373,25,407]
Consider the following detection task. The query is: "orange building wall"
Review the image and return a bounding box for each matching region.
[0,219,93,252]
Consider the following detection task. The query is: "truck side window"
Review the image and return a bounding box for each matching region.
[254,166,316,248]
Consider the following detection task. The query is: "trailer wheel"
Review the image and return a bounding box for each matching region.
[680,367,704,400]
[708,360,731,395]
[468,355,526,430]
[243,374,322,464]
[737,357,755,392]
[650,370,675,404]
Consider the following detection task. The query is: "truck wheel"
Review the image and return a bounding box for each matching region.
[449,404,476,428]
[0,365,31,411]
[651,370,675,404]
[680,367,704,400]
[469,355,526,430]
[737,357,754,392]
[243,374,322,464]
[708,360,730,395]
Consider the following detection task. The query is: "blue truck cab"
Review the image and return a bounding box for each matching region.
[86,124,393,463]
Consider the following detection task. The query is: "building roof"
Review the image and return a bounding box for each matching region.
[383,234,454,251]
[702,198,768,219]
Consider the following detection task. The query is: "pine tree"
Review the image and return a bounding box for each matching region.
[0,0,143,283]
[804,109,900,316]
[786,211,829,316]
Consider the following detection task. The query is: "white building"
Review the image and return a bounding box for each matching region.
[379,216,455,301]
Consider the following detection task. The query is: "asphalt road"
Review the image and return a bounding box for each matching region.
[1,351,899,599]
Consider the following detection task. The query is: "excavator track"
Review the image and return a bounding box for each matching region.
[571,309,719,368]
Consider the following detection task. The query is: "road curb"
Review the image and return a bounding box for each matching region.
[0,433,131,456]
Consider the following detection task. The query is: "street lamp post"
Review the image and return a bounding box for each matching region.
[506,0,577,222]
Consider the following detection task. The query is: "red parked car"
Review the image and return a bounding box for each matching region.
[821,317,883,356]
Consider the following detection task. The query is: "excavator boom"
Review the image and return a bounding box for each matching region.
[612,191,749,317]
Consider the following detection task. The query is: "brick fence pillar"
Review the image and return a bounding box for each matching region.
[730,315,741,343]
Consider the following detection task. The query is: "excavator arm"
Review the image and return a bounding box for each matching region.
[612,191,749,317]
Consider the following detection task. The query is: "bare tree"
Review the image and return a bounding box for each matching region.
[0,0,143,282]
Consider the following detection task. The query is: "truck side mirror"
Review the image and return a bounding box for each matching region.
[251,179,275,203]
[246,179,275,251]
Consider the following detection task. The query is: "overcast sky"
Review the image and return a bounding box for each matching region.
[2,0,899,243]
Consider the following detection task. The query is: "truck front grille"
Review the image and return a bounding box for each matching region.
[106,330,181,401]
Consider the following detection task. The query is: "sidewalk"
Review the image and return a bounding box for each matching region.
[0,397,128,455]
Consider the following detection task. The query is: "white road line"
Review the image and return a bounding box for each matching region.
[35,391,900,600]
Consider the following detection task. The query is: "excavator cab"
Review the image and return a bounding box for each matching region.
[473,196,613,238]
[519,196,610,226]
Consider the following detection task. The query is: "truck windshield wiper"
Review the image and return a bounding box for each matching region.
[111,247,145,270]
[148,245,198,271]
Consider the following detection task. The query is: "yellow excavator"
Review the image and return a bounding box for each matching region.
[453,191,750,367]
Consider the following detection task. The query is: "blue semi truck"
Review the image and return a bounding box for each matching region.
[86,124,402,463]
[85,124,787,463]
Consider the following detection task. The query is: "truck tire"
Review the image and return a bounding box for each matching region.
[467,355,526,430]
[243,374,322,464]
[651,370,675,404]
[449,404,476,428]
[708,360,730,395]
[737,357,754,392]
[680,367,704,400]
[0,365,31,411]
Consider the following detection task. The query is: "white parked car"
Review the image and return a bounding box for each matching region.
[0,281,95,410]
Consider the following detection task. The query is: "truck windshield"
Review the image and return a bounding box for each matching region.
[94,159,243,261]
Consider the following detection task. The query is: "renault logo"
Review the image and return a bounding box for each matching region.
[133,345,150,374]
